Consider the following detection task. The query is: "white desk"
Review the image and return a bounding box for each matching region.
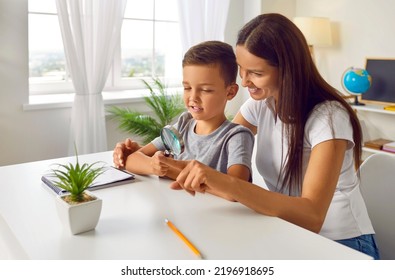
[0,152,371,260]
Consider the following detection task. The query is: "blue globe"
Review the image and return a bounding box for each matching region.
[342,67,372,95]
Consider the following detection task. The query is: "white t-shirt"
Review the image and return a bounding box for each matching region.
[240,97,374,240]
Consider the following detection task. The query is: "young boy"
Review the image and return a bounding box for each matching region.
[119,41,254,200]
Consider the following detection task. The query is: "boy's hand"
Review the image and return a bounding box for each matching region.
[151,152,189,177]
[153,154,192,186]
[151,151,170,177]
[113,138,140,168]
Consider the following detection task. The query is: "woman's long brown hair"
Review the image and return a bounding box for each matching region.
[237,13,362,194]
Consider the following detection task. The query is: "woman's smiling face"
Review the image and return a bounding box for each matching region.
[236,45,280,101]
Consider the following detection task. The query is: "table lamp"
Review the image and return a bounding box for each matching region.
[293,16,332,62]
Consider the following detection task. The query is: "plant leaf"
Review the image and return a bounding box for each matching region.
[49,159,106,203]
[106,77,185,144]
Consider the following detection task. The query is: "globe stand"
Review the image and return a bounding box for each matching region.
[350,95,365,106]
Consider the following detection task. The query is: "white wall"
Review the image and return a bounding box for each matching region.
[223,0,249,116]
[261,0,296,19]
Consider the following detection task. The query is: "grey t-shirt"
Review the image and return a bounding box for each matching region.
[151,112,254,176]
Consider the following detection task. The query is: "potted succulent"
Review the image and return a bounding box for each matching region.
[107,78,185,144]
[48,152,106,235]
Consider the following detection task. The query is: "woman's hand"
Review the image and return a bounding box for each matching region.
[169,160,211,195]
[113,138,141,168]
[169,160,238,201]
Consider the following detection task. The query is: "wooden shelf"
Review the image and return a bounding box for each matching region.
[363,147,395,156]
[352,104,395,158]
[351,104,395,115]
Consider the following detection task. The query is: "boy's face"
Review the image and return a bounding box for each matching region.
[182,64,236,123]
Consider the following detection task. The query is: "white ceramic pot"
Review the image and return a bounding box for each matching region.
[55,191,102,235]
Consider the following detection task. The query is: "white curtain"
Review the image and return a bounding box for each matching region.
[177,0,230,54]
[56,0,127,155]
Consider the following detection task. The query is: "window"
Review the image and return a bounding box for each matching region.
[28,0,182,95]
[28,0,70,94]
[114,0,182,90]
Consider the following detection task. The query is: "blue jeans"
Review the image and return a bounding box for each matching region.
[335,234,380,260]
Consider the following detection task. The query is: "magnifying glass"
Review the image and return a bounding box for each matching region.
[160,125,185,157]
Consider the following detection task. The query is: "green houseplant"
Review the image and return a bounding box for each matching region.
[49,152,106,235]
[107,78,185,144]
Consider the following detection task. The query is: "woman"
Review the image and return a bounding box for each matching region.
[114,13,379,259]
[165,13,378,259]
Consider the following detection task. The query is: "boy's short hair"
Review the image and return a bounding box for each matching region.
[182,41,237,86]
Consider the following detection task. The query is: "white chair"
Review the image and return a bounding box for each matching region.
[359,153,395,260]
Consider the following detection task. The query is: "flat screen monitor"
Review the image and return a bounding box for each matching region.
[361,58,395,105]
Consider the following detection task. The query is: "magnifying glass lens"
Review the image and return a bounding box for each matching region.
[160,126,185,156]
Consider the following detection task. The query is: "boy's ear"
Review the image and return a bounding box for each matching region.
[226,83,239,100]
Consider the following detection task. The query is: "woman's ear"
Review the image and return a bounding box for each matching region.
[226,83,239,100]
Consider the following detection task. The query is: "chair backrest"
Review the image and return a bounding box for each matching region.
[359,153,395,260]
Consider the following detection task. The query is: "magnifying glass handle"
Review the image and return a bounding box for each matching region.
[164,150,171,157]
